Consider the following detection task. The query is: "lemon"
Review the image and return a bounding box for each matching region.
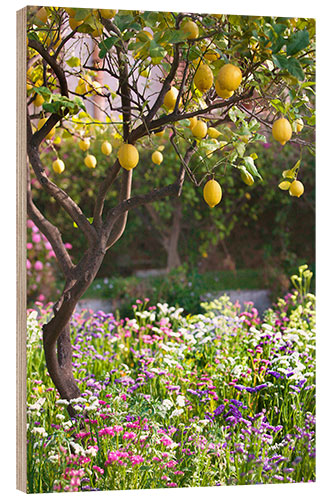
[101,141,112,155]
[217,63,242,91]
[215,79,234,99]
[154,129,165,137]
[181,20,199,40]
[117,144,139,170]
[189,116,198,129]
[289,180,304,197]
[295,118,304,133]
[207,127,221,139]
[91,22,104,37]
[191,120,207,139]
[241,171,254,186]
[99,9,117,18]
[164,86,179,111]
[152,151,163,165]
[34,94,44,107]
[79,138,90,151]
[37,118,55,140]
[272,118,292,146]
[194,63,214,93]
[84,154,97,169]
[203,179,222,207]
[204,49,219,61]
[52,158,65,174]
[36,7,48,24]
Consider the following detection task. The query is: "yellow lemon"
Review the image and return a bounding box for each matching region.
[152,151,163,165]
[189,116,198,129]
[36,7,48,24]
[204,49,219,61]
[34,94,44,107]
[181,20,199,39]
[207,127,221,139]
[191,120,207,139]
[154,129,165,137]
[241,171,254,186]
[52,158,65,174]
[193,63,214,93]
[203,179,222,207]
[99,9,117,18]
[37,118,55,140]
[101,141,112,155]
[84,154,97,169]
[117,144,139,170]
[289,180,304,197]
[295,118,304,133]
[164,86,179,111]
[79,138,90,151]
[272,118,292,146]
[217,63,242,91]
[215,79,234,99]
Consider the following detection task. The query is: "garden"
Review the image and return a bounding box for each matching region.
[25,6,316,495]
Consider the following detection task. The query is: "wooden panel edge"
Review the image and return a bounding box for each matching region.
[16,5,27,494]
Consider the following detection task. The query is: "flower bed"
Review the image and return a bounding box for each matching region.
[26,283,315,492]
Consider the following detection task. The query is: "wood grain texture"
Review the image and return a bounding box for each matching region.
[16,6,27,493]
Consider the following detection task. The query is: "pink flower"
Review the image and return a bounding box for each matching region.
[27,243,33,250]
[65,243,72,249]
[120,394,127,401]
[37,294,45,301]
[32,234,41,243]
[34,261,43,271]
[26,259,31,270]
[27,219,34,228]
[48,251,56,258]
[130,454,144,465]
[123,431,136,440]
[44,241,52,250]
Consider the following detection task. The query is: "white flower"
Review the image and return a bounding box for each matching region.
[162,399,174,410]
[63,420,73,430]
[32,426,47,437]
[171,409,184,418]
[28,398,46,412]
[176,395,186,407]
[56,414,65,421]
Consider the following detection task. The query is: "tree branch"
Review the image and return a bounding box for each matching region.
[27,116,98,246]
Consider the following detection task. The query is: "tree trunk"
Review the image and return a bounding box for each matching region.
[166,199,182,271]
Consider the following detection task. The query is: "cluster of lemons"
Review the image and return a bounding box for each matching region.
[52,138,113,174]
[34,12,305,204]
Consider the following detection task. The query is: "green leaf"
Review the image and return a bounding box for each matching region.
[243,156,262,179]
[74,8,91,21]
[149,40,167,59]
[270,98,286,114]
[286,57,305,81]
[272,54,289,70]
[286,30,309,56]
[66,56,81,68]
[98,36,119,58]
[114,14,134,32]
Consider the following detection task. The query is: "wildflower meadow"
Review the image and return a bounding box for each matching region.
[26,266,315,493]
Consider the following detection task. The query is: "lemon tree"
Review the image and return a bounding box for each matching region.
[26,7,315,409]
